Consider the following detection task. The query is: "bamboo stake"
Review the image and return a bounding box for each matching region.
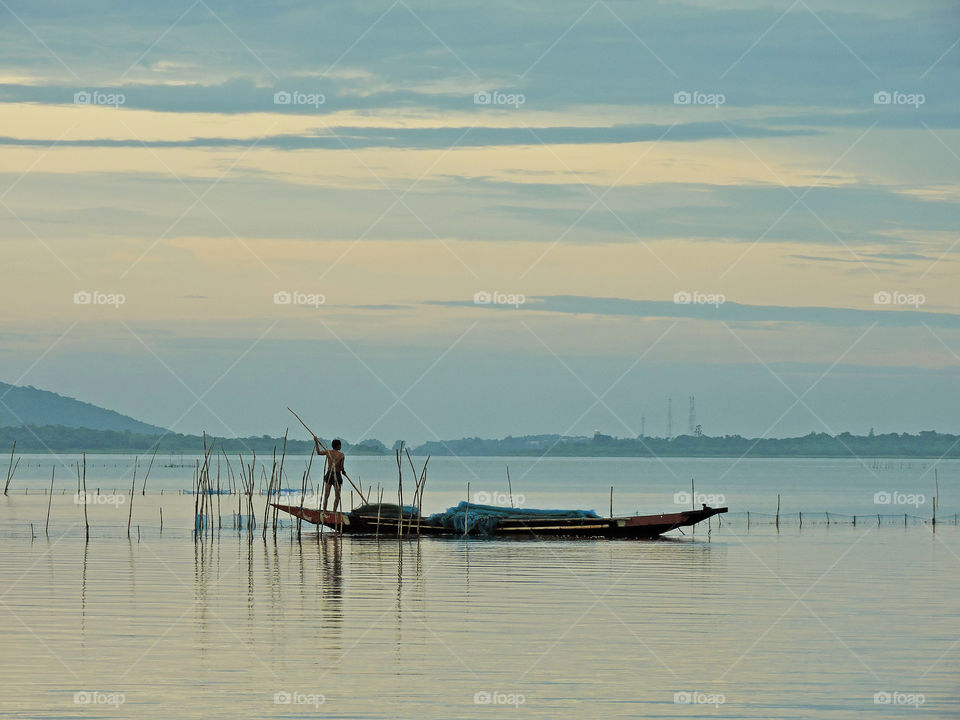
[3,441,17,495]
[262,446,276,540]
[298,451,313,540]
[506,466,513,508]
[81,453,89,540]
[404,448,422,536]
[416,457,430,538]
[126,458,138,538]
[396,446,404,539]
[775,494,780,530]
[193,460,200,538]
[141,445,159,495]
[933,470,939,527]
[216,454,222,532]
[610,486,613,518]
[45,467,54,536]
[275,431,288,537]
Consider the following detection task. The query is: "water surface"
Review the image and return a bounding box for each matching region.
[1,456,956,718]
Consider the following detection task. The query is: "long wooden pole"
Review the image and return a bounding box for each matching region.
[289,407,368,503]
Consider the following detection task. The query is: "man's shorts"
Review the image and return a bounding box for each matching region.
[324,471,343,487]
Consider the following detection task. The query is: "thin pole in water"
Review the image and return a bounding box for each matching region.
[127,458,138,538]
[45,467,54,536]
[81,453,89,540]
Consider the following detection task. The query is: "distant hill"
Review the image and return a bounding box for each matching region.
[0,382,166,435]
[0,425,390,455]
[413,431,960,458]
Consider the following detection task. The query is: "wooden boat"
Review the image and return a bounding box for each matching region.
[271,502,727,539]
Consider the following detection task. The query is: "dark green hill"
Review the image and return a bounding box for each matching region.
[0,382,166,435]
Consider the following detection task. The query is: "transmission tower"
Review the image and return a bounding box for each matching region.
[688,396,696,435]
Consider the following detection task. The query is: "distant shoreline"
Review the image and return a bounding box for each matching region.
[1,425,958,459]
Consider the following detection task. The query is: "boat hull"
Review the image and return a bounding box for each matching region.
[272,504,728,539]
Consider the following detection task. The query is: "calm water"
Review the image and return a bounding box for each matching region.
[1,456,957,718]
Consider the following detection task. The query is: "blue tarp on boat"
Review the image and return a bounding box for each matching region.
[426,502,600,536]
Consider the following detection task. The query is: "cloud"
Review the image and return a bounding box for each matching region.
[0,121,816,150]
[430,294,960,329]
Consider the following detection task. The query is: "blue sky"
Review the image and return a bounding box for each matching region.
[0,0,958,443]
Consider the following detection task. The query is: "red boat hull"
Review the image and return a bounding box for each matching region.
[272,504,727,539]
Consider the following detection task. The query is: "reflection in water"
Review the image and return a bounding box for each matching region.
[320,534,343,646]
[0,493,957,719]
[80,539,88,651]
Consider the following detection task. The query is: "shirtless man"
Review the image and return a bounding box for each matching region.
[314,437,345,514]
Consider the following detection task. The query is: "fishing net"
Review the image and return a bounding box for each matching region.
[426,502,600,536]
[351,503,419,518]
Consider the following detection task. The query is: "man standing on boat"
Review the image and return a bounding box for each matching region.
[314,437,345,514]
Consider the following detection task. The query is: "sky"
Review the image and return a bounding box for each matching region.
[0,0,958,445]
